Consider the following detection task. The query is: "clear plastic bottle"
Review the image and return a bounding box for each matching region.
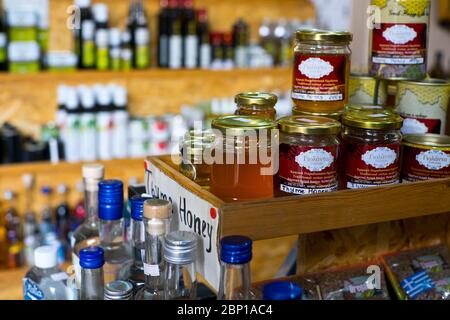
[80,246,105,300]
[98,180,132,284]
[164,231,198,300]
[135,199,172,300]
[23,246,69,300]
[218,236,255,300]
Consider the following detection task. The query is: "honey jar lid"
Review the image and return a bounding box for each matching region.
[235,92,278,108]
[278,116,341,135]
[292,108,343,121]
[342,110,403,130]
[344,104,396,113]
[212,116,277,136]
[295,29,353,43]
[143,199,172,220]
[403,134,450,149]
[400,78,450,87]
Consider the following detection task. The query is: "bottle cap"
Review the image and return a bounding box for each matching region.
[104,280,133,300]
[65,87,79,111]
[98,180,124,221]
[75,0,91,8]
[220,236,252,264]
[79,246,105,269]
[57,85,69,106]
[93,3,109,23]
[96,85,112,107]
[164,231,198,265]
[57,184,68,194]
[34,246,58,269]
[112,86,128,108]
[131,196,151,222]
[41,186,52,195]
[143,199,172,220]
[262,282,303,301]
[78,86,96,110]
[22,173,35,189]
[82,163,105,180]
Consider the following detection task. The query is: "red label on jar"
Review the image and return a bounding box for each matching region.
[277,144,338,195]
[402,145,450,182]
[343,143,401,189]
[292,54,347,102]
[371,23,427,65]
[400,116,442,135]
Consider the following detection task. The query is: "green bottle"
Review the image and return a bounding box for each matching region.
[7,11,38,42]
[93,4,110,71]
[8,41,41,74]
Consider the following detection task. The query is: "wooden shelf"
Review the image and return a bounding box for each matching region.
[0,67,291,139]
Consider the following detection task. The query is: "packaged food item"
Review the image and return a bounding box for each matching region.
[210,116,277,202]
[402,134,450,182]
[292,29,353,113]
[369,0,431,80]
[382,245,450,300]
[235,92,278,120]
[349,73,387,105]
[341,110,403,189]
[292,108,343,122]
[276,116,341,196]
[396,79,450,135]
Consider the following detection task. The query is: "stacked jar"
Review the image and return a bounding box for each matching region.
[291,29,353,117]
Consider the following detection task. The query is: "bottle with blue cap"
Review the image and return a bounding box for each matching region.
[218,235,255,300]
[262,281,303,301]
[98,179,132,283]
[117,195,151,292]
[80,246,105,300]
[135,199,172,300]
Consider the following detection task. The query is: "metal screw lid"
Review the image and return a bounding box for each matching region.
[104,280,134,300]
[164,231,198,265]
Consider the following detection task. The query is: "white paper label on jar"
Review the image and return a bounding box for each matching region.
[295,149,334,172]
[299,57,334,79]
[417,150,450,171]
[401,118,429,135]
[280,184,337,195]
[144,263,160,277]
[361,147,397,169]
[347,180,400,189]
[145,159,221,291]
[382,25,417,45]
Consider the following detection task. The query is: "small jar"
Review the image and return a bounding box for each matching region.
[276,116,341,196]
[344,104,396,114]
[179,130,215,187]
[210,116,277,202]
[341,110,403,189]
[292,107,343,122]
[235,92,278,120]
[292,29,353,113]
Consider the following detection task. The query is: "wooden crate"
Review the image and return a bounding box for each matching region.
[145,155,450,291]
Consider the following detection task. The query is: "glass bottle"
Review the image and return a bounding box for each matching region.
[164,231,198,300]
[74,0,96,69]
[104,280,134,300]
[430,51,446,80]
[98,180,132,284]
[135,199,172,300]
[55,184,70,259]
[23,246,69,300]
[3,190,23,268]
[72,164,104,289]
[128,0,150,69]
[196,8,211,69]
[182,0,198,69]
[22,174,40,266]
[157,0,170,68]
[218,236,254,300]
[93,3,110,71]
[80,246,105,300]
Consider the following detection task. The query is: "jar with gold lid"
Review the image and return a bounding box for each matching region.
[235,92,278,120]
[341,110,403,189]
[344,104,396,114]
[276,116,341,196]
[210,116,277,202]
[292,29,353,113]
[179,130,216,187]
[292,108,343,122]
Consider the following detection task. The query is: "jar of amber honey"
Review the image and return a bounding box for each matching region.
[179,130,216,187]
[292,29,353,113]
[341,110,403,189]
[235,92,278,120]
[210,116,277,202]
[276,116,341,197]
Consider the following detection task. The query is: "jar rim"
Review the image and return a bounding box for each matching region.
[295,29,353,43]
[342,110,403,130]
[212,115,277,136]
[278,116,341,135]
[403,134,450,149]
[235,92,278,108]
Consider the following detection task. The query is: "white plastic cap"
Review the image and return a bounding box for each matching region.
[112,86,127,108]
[96,85,112,106]
[65,87,79,111]
[34,246,57,269]
[82,163,105,180]
[75,0,91,8]
[109,28,121,47]
[93,3,109,23]
[57,85,69,105]
[78,86,95,109]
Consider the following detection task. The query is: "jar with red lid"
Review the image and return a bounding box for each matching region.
[276,116,341,196]
[341,110,403,189]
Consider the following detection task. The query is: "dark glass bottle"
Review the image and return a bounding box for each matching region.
[210,32,224,69]
[128,0,150,69]
[158,0,170,68]
[196,9,210,69]
[55,184,71,261]
[93,4,110,71]
[0,15,7,71]
[232,18,250,68]
[168,0,183,69]
[181,0,197,69]
[74,0,96,69]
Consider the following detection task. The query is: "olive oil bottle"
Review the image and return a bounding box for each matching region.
[93,3,110,71]
[74,0,96,69]
[127,0,150,69]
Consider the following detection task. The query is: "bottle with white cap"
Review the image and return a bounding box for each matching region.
[120,31,133,71]
[163,231,198,300]
[79,86,98,162]
[71,163,105,289]
[134,199,172,300]
[111,84,129,159]
[109,28,121,71]
[64,87,82,163]
[93,3,110,70]
[23,246,69,300]
[95,84,114,160]
[74,0,96,69]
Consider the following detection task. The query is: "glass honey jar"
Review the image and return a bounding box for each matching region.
[179,130,216,187]
[292,107,343,122]
[210,116,278,202]
[292,29,353,113]
[235,92,278,120]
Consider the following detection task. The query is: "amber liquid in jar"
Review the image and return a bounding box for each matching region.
[236,106,277,121]
[235,92,278,121]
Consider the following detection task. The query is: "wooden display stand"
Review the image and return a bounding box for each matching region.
[146,155,450,291]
